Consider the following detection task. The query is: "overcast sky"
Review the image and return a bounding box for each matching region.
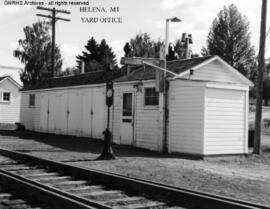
[0,0,267,78]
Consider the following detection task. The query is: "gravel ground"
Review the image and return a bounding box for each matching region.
[0,130,269,206]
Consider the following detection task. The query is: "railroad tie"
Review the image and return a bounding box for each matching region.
[113,201,166,209]
[0,193,12,200]
[82,190,124,201]
[104,196,147,206]
[50,180,89,190]
[23,172,60,179]
[36,176,72,184]
[65,185,105,195]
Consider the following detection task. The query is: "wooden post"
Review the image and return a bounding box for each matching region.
[254,0,267,154]
[51,8,56,77]
[36,6,70,77]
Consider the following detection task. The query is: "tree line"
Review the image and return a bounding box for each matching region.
[14,4,269,101]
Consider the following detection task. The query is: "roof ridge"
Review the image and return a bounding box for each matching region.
[167,55,214,63]
[50,70,105,80]
[0,65,22,70]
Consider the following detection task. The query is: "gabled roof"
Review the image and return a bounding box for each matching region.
[0,76,22,88]
[21,71,122,91]
[115,56,214,82]
[21,55,253,91]
[115,55,253,86]
[0,76,8,82]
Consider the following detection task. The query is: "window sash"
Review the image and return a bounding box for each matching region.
[2,92,10,102]
[123,93,132,116]
[144,88,159,106]
[29,94,35,106]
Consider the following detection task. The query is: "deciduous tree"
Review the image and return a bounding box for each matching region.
[204,4,256,78]
[14,21,62,87]
[125,32,163,58]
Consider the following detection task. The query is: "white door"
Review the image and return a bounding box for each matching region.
[82,88,105,139]
[67,91,83,136]
[120,92,134,145]
[205,88,246,155]
[40,93,49,132]
[48,94,56,133]
[55,93,68,134]
[82,90,92,136]
[91,88,106,139]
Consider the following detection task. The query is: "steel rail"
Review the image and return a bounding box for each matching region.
[83,167,269,209]
[0,170,96,209]
[0,148,268,209]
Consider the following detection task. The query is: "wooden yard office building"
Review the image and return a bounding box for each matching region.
[20,56,253,156]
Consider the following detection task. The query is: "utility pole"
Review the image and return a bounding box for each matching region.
[36,7,70,77]
[163,17,181,153]
[254,0,267,154]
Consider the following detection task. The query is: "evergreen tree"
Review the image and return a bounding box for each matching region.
[13,21,62,87]
[76,37,117,72]
[204,4,256,78]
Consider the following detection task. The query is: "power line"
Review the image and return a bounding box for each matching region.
[36,6,71,77]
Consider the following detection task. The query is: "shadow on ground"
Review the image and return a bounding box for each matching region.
[0,130,201,160]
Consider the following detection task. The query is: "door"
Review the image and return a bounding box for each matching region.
[120,92,134,145]
[40,93,49,132]
[54,93,68,134]
[82,90,92,136]
[81,88,105,139]
[205,88,246,155]
[67,91,83,136]
[91,88,106,139]
[48,93,56,133]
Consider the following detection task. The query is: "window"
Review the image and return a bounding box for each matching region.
[2,92,10,102]
[29,94,35,107]
[123,93,132,116]
[144,88,159,106]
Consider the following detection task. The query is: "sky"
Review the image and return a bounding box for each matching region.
[0,0,267,83]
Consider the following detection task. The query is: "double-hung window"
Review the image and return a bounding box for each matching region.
[29,94,35,107]
[2,92,11,102]
[144,88,159,106]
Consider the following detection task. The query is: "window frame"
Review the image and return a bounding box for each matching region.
[144,87,159,107]
[1,91,11,103]
[122,92,133,117]
[29,94,36,107]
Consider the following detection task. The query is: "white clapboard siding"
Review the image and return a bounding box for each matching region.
[112,81,161,151]
[21,85,106,139]
[39,93,49,132]
[0,79,21,123]
[169,80,205,154]
[182,60,240,84]
[20,92,41,131]
[204,88,246,155]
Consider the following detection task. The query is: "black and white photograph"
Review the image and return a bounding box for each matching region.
[0,0,269,208]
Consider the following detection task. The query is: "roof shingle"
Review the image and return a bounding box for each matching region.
[21,56,214,91]
[21,71,122,91]
[115,56,214,82]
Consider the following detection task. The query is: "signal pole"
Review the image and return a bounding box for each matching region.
[254,0,267,154]
[36,7,70,77]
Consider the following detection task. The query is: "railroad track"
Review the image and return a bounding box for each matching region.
[0,183,54,209]
[0,148,268,209]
